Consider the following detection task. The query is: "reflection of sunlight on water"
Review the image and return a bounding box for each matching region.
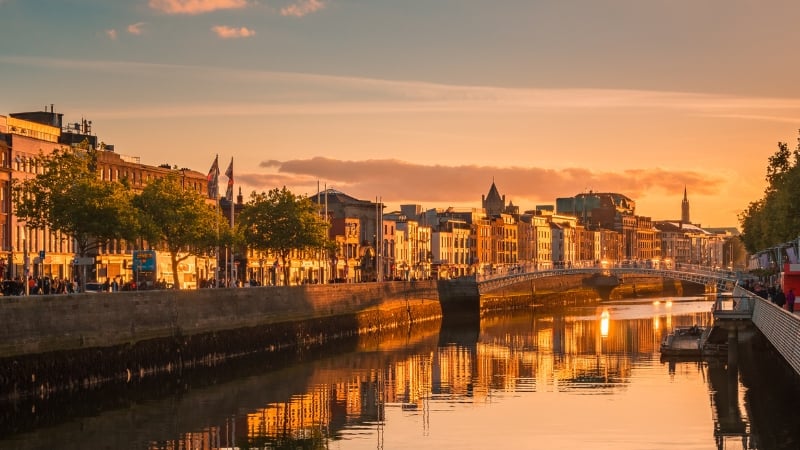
[577,297,710,322]
[653,299,672,330]
[600,310,609,338]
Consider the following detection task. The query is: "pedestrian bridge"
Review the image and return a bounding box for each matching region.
[475,264,740,295]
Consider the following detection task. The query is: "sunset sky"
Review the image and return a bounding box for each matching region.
[4,0,800,227]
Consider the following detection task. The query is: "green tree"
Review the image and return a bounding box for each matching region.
[13,144,138,257]
[740,132,800,253]
[237,187,332,286]
[133,174,228,289]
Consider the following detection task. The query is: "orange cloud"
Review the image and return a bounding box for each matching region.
[281,0,325,17]
[249,157,722,212]
[105,29,118,40]
[127,22,146,35]
[149,0,247,15]
[212,25,256,38]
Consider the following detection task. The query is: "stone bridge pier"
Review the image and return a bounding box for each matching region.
[582,274,621,301]
[436,278,481,326]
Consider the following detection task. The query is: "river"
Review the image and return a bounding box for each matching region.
[1,295,799,449]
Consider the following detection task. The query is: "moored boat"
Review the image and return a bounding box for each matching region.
[660,325,706,356]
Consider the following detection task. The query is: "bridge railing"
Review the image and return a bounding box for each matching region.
[474,262,739,285]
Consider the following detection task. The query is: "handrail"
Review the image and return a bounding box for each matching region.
[475,264,739,289]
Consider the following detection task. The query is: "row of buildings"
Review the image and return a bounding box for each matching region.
[0,106,739,287]
[300,184,738,284]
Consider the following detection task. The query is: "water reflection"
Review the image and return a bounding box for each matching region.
[3,296,799,449]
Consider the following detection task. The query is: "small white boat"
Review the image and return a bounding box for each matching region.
[660,326,705,356]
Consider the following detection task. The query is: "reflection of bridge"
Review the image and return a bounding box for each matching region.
[441,265,800,379]
[475,264,739,295]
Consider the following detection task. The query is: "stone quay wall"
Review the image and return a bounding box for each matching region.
[0,281,442,401]
[0,280,440,359]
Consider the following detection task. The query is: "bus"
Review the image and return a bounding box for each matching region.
[131,250,199,289]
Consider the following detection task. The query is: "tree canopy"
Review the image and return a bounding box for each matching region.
[237,187,332,285]
[13,144,138,256]
[739,136,800,253]
[133,174,229,288]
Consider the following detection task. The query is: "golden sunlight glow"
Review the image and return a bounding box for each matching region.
[600,309,610,338]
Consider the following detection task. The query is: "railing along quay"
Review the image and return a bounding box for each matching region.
[733,286,800,377]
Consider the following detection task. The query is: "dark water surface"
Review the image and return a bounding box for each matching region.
[2,295,800,449]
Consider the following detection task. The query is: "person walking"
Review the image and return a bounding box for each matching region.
[787,288,796,313]
[774,288,786,308]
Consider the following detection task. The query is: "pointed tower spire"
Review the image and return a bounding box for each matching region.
[681,186,690,224]
[482,179,505,216]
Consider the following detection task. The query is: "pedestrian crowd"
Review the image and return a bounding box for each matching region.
[744,279,796,313]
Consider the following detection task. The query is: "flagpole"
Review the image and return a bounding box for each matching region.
[325,183,329,282]
[228,158,235,287]
[317,180,321,283]
[207,154,220,288]
[214,154,219,288]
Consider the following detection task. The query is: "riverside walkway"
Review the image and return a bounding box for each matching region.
[712,286,800,377]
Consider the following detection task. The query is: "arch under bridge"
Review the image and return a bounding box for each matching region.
[475,265,740,295]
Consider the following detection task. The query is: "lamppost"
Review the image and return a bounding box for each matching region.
[22,227,29,296]
[726,239,734,270]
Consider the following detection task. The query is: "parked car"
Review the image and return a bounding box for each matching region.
[84,282,105,293]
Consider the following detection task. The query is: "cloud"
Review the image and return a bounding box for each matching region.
[149,0,247,15]
[4,56,800,125]
[105,29,118,40]
[281,0,325,17]
[245,157,724,211]
[127,22,146,35]
[212,25,256,38]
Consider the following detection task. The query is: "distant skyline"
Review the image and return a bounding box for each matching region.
[4,1,800,227]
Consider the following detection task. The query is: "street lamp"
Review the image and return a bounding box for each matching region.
[22,227,28,296]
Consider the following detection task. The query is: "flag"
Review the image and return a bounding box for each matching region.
[224,157,234,201]
[206,155,220,199]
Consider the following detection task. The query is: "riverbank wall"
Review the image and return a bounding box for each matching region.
[0,281,440,358]
[0,281,440,400]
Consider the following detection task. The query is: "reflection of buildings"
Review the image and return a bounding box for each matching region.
[154,305,716,448]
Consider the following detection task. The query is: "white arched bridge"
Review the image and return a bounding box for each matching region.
[474,264,740,295]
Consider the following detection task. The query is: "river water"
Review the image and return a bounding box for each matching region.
[2,295,800,450]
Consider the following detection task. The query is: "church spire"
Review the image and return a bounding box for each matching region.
[681,186,690,224]
[482,180,506,216]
